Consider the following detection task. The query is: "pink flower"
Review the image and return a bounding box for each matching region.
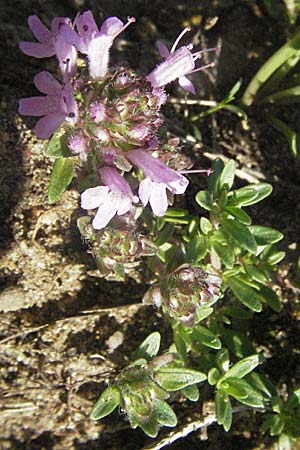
[89,102,106,123]
[19,15,77,80]
[127,149,189,216]
[146,28,214,94]
[18,71,78,139]
[68,134,90,161]
[61,11,135,79]
[81,166,138,229]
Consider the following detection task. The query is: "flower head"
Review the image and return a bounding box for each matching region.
[127,149,188,216]
[146,28,215,94]
[19,15,77,80]
[61,11,135,79]
[18,71,78,139]
[68,134,90,161]
[89,102,106,123]
[81,166,138,229]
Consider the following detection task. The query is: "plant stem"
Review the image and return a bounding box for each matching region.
[241,30,300,107]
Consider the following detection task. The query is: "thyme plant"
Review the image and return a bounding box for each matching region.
[18,10,295,447]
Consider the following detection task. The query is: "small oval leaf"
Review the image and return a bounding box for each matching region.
[91,385,120,420]
[48,157,74,203]
[155,367,206,391]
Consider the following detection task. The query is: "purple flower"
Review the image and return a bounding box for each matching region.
[81,166,138,229]
[68,134,90,161]
[89,102,106,123]
[127,149,189,216]
[18,71,78,139]
[61,11,135,79]
[146,28,214,94]
[19,15,77,80]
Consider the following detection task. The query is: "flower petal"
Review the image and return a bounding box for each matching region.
[87,35,113,78]
[178,75,196,94]
[100,17,123,36]
[156,40,170,58]
[92,199,118,229]
[28,15,52,43]
[81,186,109,210]
[149,182,168,216]
[75,11,99,39]
[33,71,62,95]
[18,97,51,116]
[146,47,194,88]
[34,113,65,139]
[19,41,55,58]
[116,196,132,215]
[60,24,86,53]
[99,166,134,197]
[138,177,152,207]
[168,175,189,194]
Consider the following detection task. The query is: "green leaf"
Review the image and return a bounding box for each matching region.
[223,330,255,358]
[221,377,248,399]
[227,277,262,312]
[173,331,187,362]
[222,217,257,254]
[209,158,224,196]
[244,264,267,283]
[215,390,232,431]
[200,217,213,234]
[156,223,174,246]
[195,190,213,211]
[208,367,221,385]
[139,414,158,438]
[91,385,121,420]
[45,128,72,158]
[156,400,177,427]
[222,305,253,319]
[228,378,265,408]
[195,306,214,323]
[185,235,207,263]
[261,246,285,265]
[211,241,234,268]
[222,354,261,380]
[216,348,230,372]
[258,284,282,312]
[132,332,161,361]
[222,104,247,119]
[219,160,236,191]
[164,208,189,218]
[48,157,74,203]
[249,225,283,245]
[155,367,206,391]
[192,325,222,349]
[225,206,252,225]
[270,415,285,436]
[247,372,276,398]
[181,384,200,401]
[229,183,273,207]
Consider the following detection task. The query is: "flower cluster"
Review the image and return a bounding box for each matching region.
[19,10,214,228]
[143,265,221,326]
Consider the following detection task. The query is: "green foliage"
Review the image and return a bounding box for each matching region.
[241,27,300,156]
[261,389,300,448]
[91,333,206,437]
[90,159,287,438]
[48,157,74,203]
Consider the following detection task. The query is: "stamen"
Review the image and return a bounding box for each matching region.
[192,47,218,61]
[170,27,191,54]
[114,16,136,38]
[188,62,215,75]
